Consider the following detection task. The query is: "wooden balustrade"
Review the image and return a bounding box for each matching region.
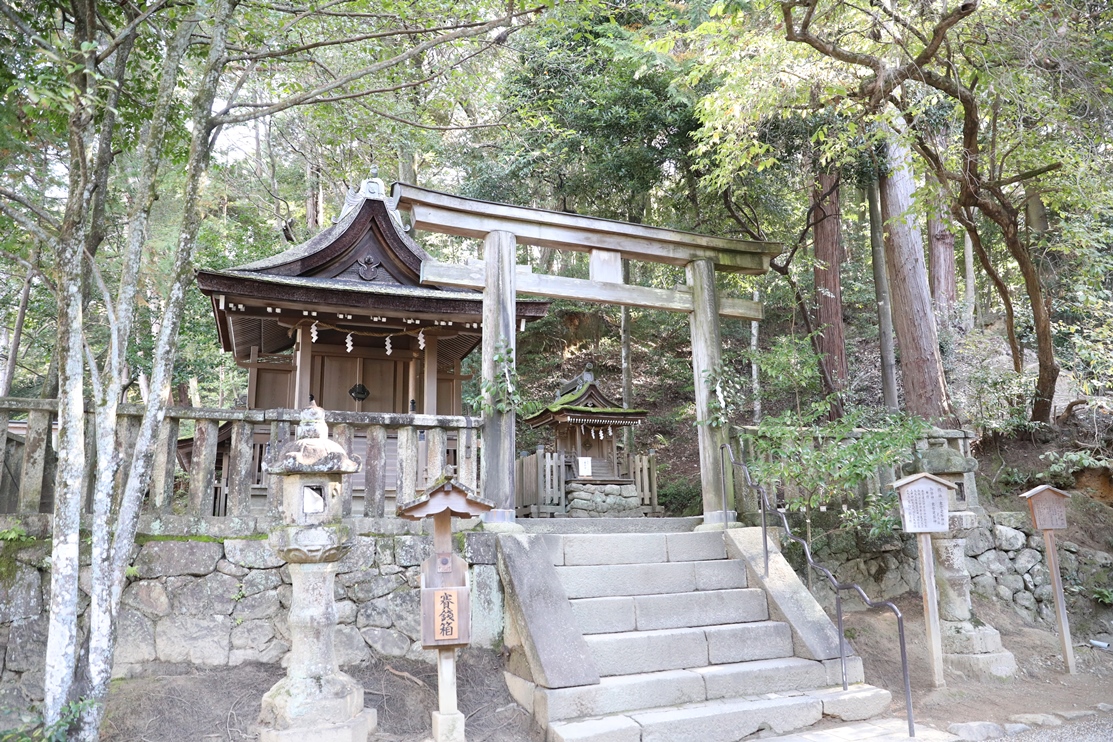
[514,447,659,517]
[0,398,481,518]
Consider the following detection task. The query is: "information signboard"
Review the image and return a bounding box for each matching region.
[894,473,954,533]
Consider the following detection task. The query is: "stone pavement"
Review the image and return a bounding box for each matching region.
[763,718,960,741]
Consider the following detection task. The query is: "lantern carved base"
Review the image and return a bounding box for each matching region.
[259,676,374,742]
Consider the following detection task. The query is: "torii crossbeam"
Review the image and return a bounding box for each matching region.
[394,184,781,526]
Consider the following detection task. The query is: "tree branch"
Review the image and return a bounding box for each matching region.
[988,162,1062,188]
[0,187,60,231]
[96,0,170,64]
[228,17,500,62]
[0,0,60,57]
[211,8,541,125]
[0,200,57,244]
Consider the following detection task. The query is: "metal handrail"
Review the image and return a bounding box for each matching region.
[720,444,916,739]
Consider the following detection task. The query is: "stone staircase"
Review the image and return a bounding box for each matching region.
[499,529,893,742]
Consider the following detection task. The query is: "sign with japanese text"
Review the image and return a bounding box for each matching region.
[1022,486,1069,531]
[420,586,470,648]
[895,474,952,533]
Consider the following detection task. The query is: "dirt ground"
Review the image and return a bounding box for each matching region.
[843,593,1113,731]
[98,594,1113,741]
[100,649,543,742]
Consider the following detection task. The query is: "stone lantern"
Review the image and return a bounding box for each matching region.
[257,403,377,741]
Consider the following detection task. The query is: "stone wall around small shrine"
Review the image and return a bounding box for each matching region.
[0,515,503,720]
[794,509,1113,629]
[565,482,642,517]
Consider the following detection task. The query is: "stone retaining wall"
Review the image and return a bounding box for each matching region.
[802,510,1113,626]
[0,517,502,720]
[565,482,641,517]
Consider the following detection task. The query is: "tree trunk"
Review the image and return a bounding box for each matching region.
[1,263,33,396]
[867,181,900,411]
[812,172,848,390]
[1001,218,1059,423]
[878,134,956,423]
[306,162,319,231]
[962,229,975,331]
[954,212,1023,374]
[927,198,958,316]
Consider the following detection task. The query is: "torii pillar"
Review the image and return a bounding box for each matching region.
[689,259,734,528]
[481,230,518,525]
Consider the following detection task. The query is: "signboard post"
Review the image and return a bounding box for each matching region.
[398,477,494,742]
[1021,485,1075,674]
[894,472,955,689]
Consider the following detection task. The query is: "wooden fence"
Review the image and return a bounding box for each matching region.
[514,447,659,517]
[0,398,480,518]
[515,448,566,517]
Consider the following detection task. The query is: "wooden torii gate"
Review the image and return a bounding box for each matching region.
[395,185,780,526]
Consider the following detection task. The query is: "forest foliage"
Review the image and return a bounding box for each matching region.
[2,0,1113,735]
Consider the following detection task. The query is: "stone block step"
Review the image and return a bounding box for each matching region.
[584,621,793,677]
[532,657,841,725]
[535,669,706,723]
[555,531,728,566]
[544,686,893,742]
[694,657,829,700]
[570,588,769,634]
[556,559,745,599]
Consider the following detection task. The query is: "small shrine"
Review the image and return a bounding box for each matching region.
[522,366,648,517]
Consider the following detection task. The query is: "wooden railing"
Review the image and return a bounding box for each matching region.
[0,398,480,518]
[623,451,660,512]
[515,447,566,517]
[514,447,659,517]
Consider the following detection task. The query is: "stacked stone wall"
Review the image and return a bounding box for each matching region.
[0,516,501,725]
[800,510,1113,627]
[565,482,641,517]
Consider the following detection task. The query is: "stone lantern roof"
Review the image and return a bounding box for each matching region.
[265,403,361,475]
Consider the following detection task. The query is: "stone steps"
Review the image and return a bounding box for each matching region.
[570,587,768,634]
[503,530,893,742]
[545,686,894,742]
[556,559,747,598]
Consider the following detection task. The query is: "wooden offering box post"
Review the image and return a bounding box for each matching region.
[894,472,955,689]
[1020,485,1075,674]
[398,478,494,742]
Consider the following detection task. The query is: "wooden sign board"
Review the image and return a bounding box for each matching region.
[1021,485,1070,531]
[577,457,592,478]
[421,586,470,648]
[894,473,954,534]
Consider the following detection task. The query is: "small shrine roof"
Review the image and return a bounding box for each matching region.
[396,476,494,520]
[523,369,646,429]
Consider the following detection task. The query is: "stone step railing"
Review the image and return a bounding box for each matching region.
[0,397,480,519]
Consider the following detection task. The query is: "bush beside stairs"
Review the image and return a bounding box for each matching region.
[496,528,893,742]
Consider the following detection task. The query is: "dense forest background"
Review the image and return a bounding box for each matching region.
[2,1,1113,734]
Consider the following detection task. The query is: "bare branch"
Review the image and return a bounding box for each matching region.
[211,8,541,126]
[222,41,493,112]
[97,0,170,63]
[0,187,61,231]
[355,103,505,131]
[0,199,57,244]
[228,17,500,63]
[989,162,1061,188]
[0,0,60,57]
